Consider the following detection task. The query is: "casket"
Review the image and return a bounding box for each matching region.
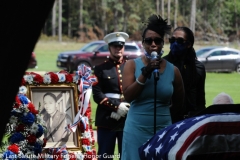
[138,104,240,160]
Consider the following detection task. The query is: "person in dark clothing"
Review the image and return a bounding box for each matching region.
[92,32,130,160]
[163,26,206,121]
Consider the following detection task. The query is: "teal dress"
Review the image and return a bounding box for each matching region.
[121,57,174,160]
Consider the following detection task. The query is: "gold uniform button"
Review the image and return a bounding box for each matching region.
[121,94,124,99]
[118,70,121,73]
[120,80,122,82]
[108,76,110,79]
[119,74,122,77]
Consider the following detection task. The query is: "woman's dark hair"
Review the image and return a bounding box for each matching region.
[142,14,171,39]
[173,26,197,60]
[174,26,194,47]
[168,26,198,88]
[43,92,57,102]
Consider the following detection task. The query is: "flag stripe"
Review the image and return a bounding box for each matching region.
[177,122,240,160]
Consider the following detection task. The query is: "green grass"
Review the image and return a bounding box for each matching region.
[30,41,85,72]
[205,72,240,105]
[28,40,240,160]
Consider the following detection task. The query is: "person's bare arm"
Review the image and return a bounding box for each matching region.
[122,59,147,103]
[170,66,185,123]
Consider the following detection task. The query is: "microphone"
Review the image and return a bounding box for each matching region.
[151,51,159,81]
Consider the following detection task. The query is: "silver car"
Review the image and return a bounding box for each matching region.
[197,47,240,73]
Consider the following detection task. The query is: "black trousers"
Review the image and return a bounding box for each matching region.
[97,127,123,160]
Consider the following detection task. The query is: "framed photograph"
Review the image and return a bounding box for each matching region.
[26,84,81,150]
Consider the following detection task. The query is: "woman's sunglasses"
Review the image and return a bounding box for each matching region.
[169,37,187,44]
[144,37,163,45]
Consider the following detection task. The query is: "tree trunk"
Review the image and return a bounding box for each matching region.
[123,0,127,32]
[190,0,196,34]
[161,0,164,18]
[204,0,207,36]
[156,0,160,14]
[234,0,239,41]
[79,0,83,28]
[68,22,71,38]
[58,0,62,42]
[68,0,71,37]
[101,0,107,34]
[52,0,56,37]
[174,0,178,28]
[113,2,118,31]
[167,0,171,25]
[218,0,221,32]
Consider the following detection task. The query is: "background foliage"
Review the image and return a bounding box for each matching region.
[44,0,240,43]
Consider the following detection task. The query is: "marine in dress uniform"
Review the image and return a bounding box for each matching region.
[92,32,130,160]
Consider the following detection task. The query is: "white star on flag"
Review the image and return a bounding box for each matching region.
[157,130,166,142]
[193,115,205,121]
[174,121,185,129]
[155,143,163,155]
[144,144,152,157]
[169,131,178,142]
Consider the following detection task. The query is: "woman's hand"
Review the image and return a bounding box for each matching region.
[141,58,162,78]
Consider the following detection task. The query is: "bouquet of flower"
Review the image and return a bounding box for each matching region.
[23,71,77,86]
[1,93,47,159]
[2,69,97,160]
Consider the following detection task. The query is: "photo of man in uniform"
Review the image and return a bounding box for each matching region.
[31,89,77,148]
[42,92,67,142]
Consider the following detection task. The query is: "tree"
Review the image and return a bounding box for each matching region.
[167,0,171,25]
[161,0,164,18]
[190,0,196,33]
[52,0,56,37]
[156,0,160,14]
[174,0,178,28]
[101,0,107,34]
[58,0,62,42]
[79,0,83,28]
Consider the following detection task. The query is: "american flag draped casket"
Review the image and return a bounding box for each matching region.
[138,109,240,160]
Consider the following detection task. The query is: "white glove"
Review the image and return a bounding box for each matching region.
[117,102,130,117]
[110,112,121,121]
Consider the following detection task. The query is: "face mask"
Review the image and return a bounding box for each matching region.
[144,49,164,59]
[170,42,188,56]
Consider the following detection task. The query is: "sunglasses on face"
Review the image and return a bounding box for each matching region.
[144,37,163,45]
[169,37,187,44]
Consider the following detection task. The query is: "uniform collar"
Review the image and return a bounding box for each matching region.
[108,58,124,65]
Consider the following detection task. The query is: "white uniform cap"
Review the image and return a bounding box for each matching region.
[103,32,129,45]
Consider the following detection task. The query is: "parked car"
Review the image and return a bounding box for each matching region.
[28,52,37,68]
[197,47,240,73]
[196,46,222,57]
[56,41,143,72]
